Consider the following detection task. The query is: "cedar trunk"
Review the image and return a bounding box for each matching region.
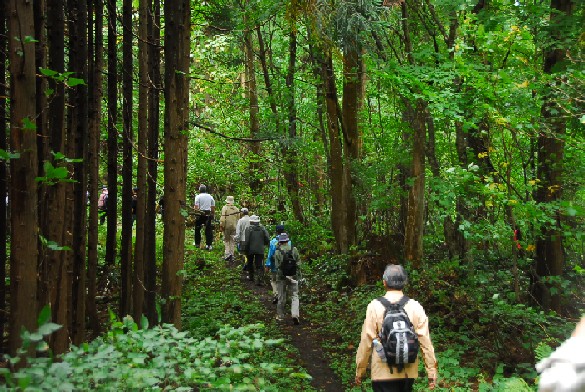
[0,2,7,352]
[162,0,190,327]
[8,0,39,354]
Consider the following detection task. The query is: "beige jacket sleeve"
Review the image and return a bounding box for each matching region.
[412,302,438,380]
[355,302,377,380]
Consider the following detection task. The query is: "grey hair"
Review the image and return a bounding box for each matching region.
[383,264,408,290]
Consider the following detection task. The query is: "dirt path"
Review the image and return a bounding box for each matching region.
[238,268,344,392]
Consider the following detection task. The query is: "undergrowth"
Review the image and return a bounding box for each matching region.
[299,252,577,391]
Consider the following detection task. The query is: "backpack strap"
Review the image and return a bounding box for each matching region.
[377,295,410,311]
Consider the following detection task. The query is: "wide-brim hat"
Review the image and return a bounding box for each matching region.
[278,233,289,242]
[249,215,260,223]
[225,195,234,204]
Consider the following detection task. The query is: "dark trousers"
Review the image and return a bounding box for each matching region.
[372,379,414,392]
[99,210,107,225]
[194,213,213,246]
[247,253,264,284]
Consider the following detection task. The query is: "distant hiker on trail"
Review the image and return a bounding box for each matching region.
[235,207,250,262]
[193,184,215,250]
[273,233,301,325]
[265,224,286,305]
[242,215,270,285]
[537,316,585,392]
[219,195,240,262]
[98,186,108,225]
[355,264,438,391]
[131,187,138,226]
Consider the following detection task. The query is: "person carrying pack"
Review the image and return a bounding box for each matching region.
[355,264,438,391]
[265,224,286,304]
[98,186,108,225]
[273,233,301,325]
[242,215,270,285]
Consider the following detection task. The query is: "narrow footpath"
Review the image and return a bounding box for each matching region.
[239,269,345,392]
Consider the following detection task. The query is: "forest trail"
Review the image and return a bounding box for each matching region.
[237,264,345,392]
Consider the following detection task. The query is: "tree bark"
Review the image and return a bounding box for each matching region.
[0,1,7,352]
[106,0,118,269]
[532,0,572,312]
[8,0,39,354]
[145,0,161,326]
[243,21,261,193]
[67,0,89,345]
[162,0,190,327]
[120,0,134,318]
[87,0,104,336]
[133,0,149,323]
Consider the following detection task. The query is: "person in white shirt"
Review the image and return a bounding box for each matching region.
[193,184,215,250]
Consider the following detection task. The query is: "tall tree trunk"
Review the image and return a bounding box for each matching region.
[243,23,261,193]
[0,1,7,352]
[145,0,161,325]
[403,100,426,268]
[106,0,118,269]
[40,0,68,354]
[68,0,89,345]
[87,0,104,335]
[341,45,362,249]
[161,0,190,327]
[133,0,149,322]
[400,2,426,268]
[321,50,347,253]
[283,27,304,224]
[8,0,39,354]
[120,0,134,318]
[532,0,572,313]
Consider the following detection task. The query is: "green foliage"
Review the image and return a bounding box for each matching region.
[1,311,308,391]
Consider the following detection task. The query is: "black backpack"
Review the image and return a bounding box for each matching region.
[377,296,419,371]
[278,249,297,277]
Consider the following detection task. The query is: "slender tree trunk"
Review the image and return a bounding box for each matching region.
[400,2,427,268]
[283,28,304,224]
[0,2,7,352]
[133,0,149,322]
[120,0,134,318]
[67,0,89,345]
[532,0,572,313]
[321,50,347,253]
[145,0,161,325]
[341,45,362,248]
[162,0,190,327]
[87,0,104,335]
[40,0,68,353]
[8,0,39,354]
[243,23,261,193]
[106,0,118,269]
[403,100,426,268]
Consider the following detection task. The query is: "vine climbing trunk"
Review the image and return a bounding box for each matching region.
[243,21,261,194]
[0,2,7,352]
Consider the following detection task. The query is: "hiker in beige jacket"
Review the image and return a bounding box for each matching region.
[219,195,240,262]
[355,264,438,391]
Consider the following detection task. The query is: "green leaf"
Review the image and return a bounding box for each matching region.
[67,78,86,87]
[0,149,20,160]
[37,305,52,327]
[22,117,36,131]
[40,68,59,77]
[38,322,62,336]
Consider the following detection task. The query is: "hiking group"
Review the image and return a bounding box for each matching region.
[196,186,302,326]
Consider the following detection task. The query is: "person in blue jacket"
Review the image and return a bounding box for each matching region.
[265,224,285,304]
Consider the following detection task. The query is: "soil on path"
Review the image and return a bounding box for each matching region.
[238,267,345,392]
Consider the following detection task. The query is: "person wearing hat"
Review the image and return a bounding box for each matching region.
[219,196,240,262]
[193,184,215,250]
[355,264,438,391]
[265,224,287,304]
[273,232,301,324]
[242,215,270,285]
[235,207,250,259]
